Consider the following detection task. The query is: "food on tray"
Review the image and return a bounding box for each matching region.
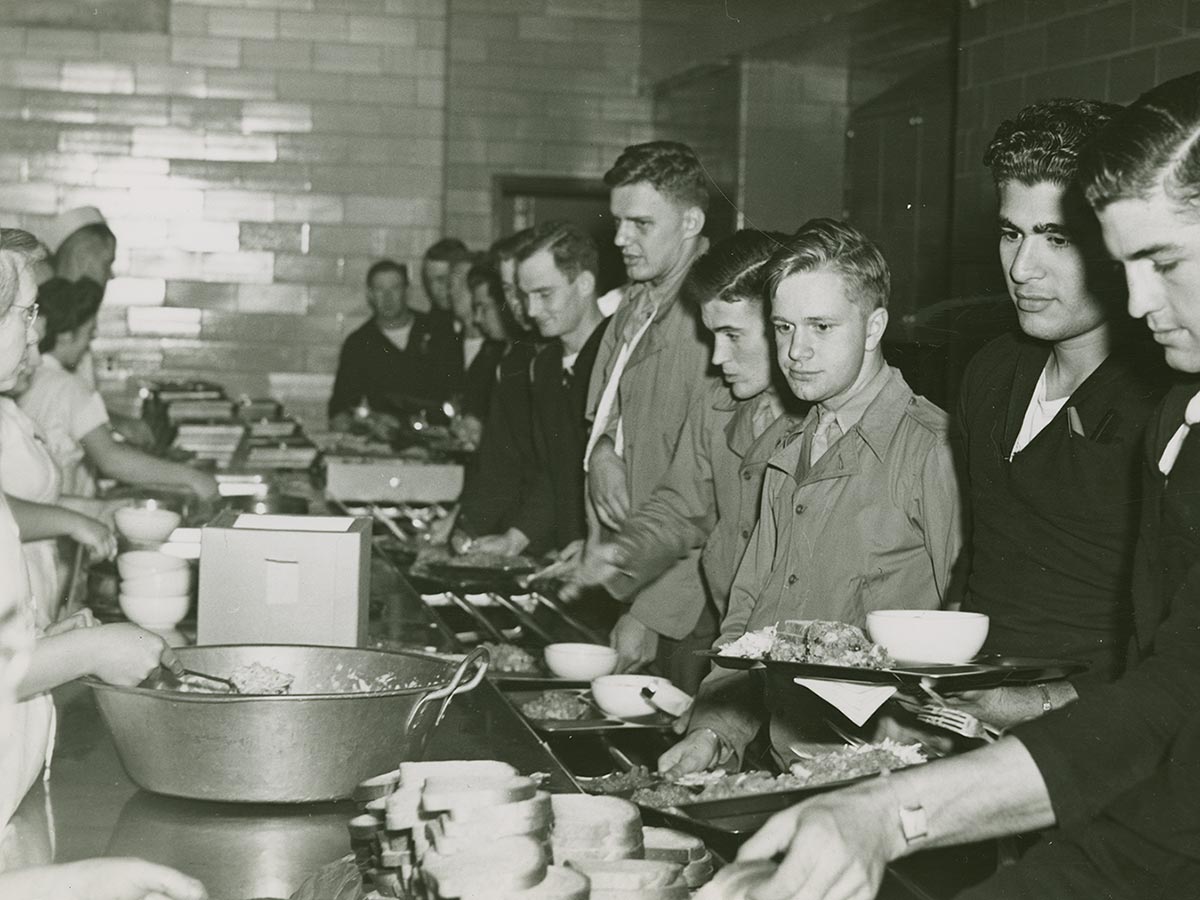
[229,662,294,694]
[718,620,893,669]
[717,625,777,659]
[632,740,924,810]
[519,690,591,720]
[448,550,536,571]
[580,766,658,795]
[787,739,925,784]
[484,642,541,674]
[630,783,697,809]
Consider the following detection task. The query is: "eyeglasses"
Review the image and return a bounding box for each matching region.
[7,302,37,326]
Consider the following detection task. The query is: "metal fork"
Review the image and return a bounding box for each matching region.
[915,706,1001,743]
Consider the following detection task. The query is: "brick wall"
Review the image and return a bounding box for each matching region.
[951,0,1200,296]
[0,0,448,428]
[443,0,652,247]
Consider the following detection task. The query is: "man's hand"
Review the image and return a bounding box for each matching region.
[69,515,117,561]
[90,624,181,686]
[610,612,658,673]
[560,541,625,601]
[450,414,483,449]
[943,684,1073,730]
[588,439,630,531]
[527,539,584,589]
[187,471,220,502]
[657,729,724,778]
[738,782,902,900]
[469,528,530,557]
[45,608,99,637]
[47,858,207,900]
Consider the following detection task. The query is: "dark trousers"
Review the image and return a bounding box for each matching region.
[653,600,719,695]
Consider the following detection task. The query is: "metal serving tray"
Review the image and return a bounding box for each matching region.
[699,650,1088,691]
[507,689,675,733]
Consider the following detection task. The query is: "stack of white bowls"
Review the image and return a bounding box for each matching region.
[116,551,192,631]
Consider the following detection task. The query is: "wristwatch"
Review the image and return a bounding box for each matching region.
[898,803,929,845]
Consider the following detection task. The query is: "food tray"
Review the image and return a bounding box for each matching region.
[415,561,537,590]
[507,689,675,733]
[699,650,1088,691]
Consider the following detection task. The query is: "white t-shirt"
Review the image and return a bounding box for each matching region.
[1010,367,1069,459]
[18,355,110,498]
[380,322,413,351]
[463,335,485,370]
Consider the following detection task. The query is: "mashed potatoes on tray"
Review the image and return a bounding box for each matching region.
[718,620,893,669]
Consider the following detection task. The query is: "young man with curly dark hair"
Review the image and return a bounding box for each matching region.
[946,99,1172,725]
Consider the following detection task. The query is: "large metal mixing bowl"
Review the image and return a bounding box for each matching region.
[86,644,488,803]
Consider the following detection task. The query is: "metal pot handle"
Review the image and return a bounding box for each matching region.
[404,647,490,732]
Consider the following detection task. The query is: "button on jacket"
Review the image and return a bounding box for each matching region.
[688,365,965,760]
[607,382,796,627]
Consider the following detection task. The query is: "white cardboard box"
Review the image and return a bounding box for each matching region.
[197,510,371,646]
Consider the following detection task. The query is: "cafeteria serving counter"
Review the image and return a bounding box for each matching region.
[19,537,997,900]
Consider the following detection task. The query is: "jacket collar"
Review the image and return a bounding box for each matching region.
[766,365,914,478]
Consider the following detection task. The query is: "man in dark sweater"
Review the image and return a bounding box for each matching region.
[328,259,461,428]
[734,73,1200,900]
[459,222,608,557]
[951,100,1170,707]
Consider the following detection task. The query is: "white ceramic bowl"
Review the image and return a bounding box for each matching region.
[120,567,192,598]
[115,507,182,544]
[543,643,618,680]
[866,610,990,664]
[118,592,190,630]
[590,674,690,719]
[117,550,188,580]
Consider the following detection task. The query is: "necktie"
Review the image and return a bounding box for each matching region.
[1157,390,1200,476]
[810,408,843,465]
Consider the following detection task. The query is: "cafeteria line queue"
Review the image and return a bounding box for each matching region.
[0,69,1198,900]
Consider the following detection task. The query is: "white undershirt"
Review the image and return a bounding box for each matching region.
[380,322,413,351]
[463,335,484,369]
[561,350,580,372]
[1010,367,1068,459]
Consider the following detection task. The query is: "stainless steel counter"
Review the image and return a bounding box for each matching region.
[9,539,576,900]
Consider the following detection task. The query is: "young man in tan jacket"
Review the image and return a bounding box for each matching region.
[584,141,719,690]
[662,219,965,774]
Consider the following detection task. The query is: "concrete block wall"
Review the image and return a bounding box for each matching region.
[443,0,652,247]
[951,0,1200,296]
[0,0,449,428]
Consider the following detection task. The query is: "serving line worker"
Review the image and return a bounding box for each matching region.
[664,220,965,774]
[42,206,156,451]
[566,229,797,667]
[736,71,1200,900]
[17,278,216,502]
[911,99,1171,743]
[0,231,196,889]
[2,312,117,627]
[328,259,462,431]
[584,141,719,692]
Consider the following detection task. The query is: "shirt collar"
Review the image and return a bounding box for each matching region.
[817,361,891,441]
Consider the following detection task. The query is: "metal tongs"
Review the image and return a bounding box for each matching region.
[157,666,240,694]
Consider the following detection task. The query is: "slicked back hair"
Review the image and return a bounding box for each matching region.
[603,141,710,212]
[514,220,598,283]
[984,98,1123,188]
[682,229,789,309]
[762,219,891,313]
[1079,72,1200,218]
[424,237,469,263]
[366,258,408,286]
